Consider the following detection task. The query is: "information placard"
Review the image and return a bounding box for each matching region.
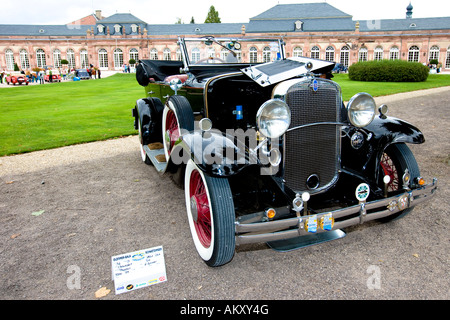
[111,246,167,294]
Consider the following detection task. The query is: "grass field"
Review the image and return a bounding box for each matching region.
[1,74,143,156]
[1,72,450,156]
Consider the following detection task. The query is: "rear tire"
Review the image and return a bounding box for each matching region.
[184,159,235,267]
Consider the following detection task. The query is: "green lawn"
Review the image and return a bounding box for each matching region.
[333,73,450,101]
[1,72,450,156]
[0,74,143,156]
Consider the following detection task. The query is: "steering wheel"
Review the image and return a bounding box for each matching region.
[194,57,226,64]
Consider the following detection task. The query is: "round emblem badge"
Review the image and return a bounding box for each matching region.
[355,183,370,202]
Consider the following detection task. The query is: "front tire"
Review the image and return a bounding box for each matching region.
[184,159,235,267]
[379,143,420,221]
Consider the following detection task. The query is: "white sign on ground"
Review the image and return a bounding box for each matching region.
[111,246,167,294]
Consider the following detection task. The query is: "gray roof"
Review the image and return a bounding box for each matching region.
[358,17,450,32]
[250,2,352,20]
[98,13,146,24]
[0,24,92,36]
[147,23,246,35]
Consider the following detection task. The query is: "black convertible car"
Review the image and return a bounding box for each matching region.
[132,36,437,266]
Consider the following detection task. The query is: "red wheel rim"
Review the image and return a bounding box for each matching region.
[380,152,399,192]
[189,170,212,248]
[165,110,179,155]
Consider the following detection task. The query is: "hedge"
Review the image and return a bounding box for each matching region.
[348,60,429,82]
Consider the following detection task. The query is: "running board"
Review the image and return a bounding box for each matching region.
[143,144,168,173]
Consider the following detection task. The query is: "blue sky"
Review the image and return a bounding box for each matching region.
[2,0,449,25]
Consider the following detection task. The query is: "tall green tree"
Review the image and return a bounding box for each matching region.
[204,5,221,23]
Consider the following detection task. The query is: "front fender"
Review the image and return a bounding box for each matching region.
[171,130,259,177]
[365,115,425,146]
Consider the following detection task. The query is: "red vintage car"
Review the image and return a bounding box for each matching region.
[44,69,61,82]
[5,72,29,85]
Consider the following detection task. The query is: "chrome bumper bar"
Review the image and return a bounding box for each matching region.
[235,178,438,245]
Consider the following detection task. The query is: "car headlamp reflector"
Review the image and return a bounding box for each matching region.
[347,93,376,128]
[256,99,291,138]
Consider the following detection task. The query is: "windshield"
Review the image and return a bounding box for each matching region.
[180,37,285,66]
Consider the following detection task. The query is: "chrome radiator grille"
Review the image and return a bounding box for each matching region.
[283,78,342,193]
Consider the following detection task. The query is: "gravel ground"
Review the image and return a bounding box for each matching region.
[0,86,449,302]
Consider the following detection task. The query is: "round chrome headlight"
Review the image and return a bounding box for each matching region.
[347,93,376,128]
[256,99,291,138]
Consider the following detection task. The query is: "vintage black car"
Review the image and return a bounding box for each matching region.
[132,36,437,267]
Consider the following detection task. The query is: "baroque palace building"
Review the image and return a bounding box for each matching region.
[1,2,450,72]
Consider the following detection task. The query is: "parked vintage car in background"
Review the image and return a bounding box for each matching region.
[75,69,91,80]
[44,69,61,82]
[5,72,29,85]
[132,36,437,267]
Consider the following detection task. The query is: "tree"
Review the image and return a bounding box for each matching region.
[204,5,221,23]
[190,16,195,24]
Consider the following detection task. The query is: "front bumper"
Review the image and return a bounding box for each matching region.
[235,178,438,245]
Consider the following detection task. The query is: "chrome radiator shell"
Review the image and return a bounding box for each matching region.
[273,78,343,194]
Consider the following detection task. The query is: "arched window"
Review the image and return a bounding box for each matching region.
[191,48,200,63]
[19,49,30,69]
[53,49,61,68]
[263,47,271,62]
[80,49,89,69]
[176,48,182,61]
[36,49,46,68]
[220,48,229,61]
[114,48,123,69]
[207,47,215,59]
[293,46,303,58]
[374,46,384,61]
[130,24,138,33]
[114,24,122,34]
[408,45,420,62]
[429,45,440,62]
[67,49,75,69]
[129,48,139,64]
[97,24,105,34]
[340,46,349,67]
[445,46,450,69]
[163,48,171,61]
[98,49,108,69]
[310,46,320,59]
[358,47,368,62]
[5,49,14,70]
[389,46,399,60]
[150,48,158,60]
[249,47,258,63]
[325,46,334,62]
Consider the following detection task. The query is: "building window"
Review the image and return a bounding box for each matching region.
[150,48,158,60]
[53,49,61,68]
[67,49,75,69]
[374,46,384,61]
[293,47,303,57]
[249,47,257,63]
[445,46,450,69]
[130,24,138,33]
[429,45,439,62]
[207,47,215,59]
[19,49,30,69]
[340,46,349,67]
[163,48,171,61]
[263,47,271,62]
[389,46,399,60]
[129,48,139,65]
[80,49,89,69]
[36,49,46,68]
[325,46,334,62]
[408,45,420,62]
[358,47,368,62]
[220,48,229,61]
[191,48,200,63]
[176,48,182,61]
[5,49,15,70]
[114,48,123,69]
[98,49,108,69]
[97,24,105,34]
[311,46,320,59]
[114,24,122,34]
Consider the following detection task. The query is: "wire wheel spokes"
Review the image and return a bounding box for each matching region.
[380,152,399,192]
